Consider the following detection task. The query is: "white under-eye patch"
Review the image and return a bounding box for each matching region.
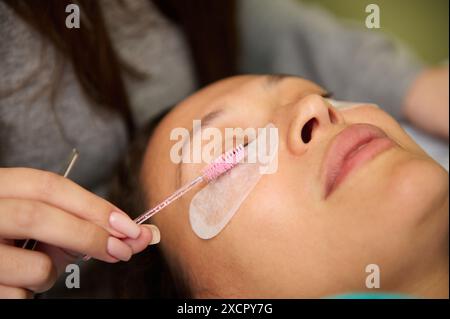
[325,98,379,110]
[189,124,278,239]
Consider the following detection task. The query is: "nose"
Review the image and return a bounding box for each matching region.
[287,94,344,155]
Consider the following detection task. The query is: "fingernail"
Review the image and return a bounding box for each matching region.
[144,225,160,245]
[109,211,141,239]
[107,237,132,261]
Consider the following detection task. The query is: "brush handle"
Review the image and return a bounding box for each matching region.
[134,144,245,225]
[134,175,204,225]
[83,144,244,262]
[82,175,204,262]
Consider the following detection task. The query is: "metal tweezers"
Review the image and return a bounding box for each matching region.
[21,148,79,250]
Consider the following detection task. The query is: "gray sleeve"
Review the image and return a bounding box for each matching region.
[237,0,424,120]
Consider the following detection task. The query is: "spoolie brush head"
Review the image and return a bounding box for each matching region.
[202,144,245,181]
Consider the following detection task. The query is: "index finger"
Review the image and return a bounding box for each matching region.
[0,168,137,238]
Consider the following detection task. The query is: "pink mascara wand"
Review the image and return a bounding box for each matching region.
[134,144,245,225]
[83,144,245,261]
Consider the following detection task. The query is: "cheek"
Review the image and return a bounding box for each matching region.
[216,173,355,294]
[225,171,315,248]
[381,155,448,227]
[220,144,325,246]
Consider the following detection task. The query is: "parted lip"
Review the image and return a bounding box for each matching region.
[322,123,396,198]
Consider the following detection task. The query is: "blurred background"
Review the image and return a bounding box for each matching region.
[300,0,449,64]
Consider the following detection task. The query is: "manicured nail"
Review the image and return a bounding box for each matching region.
[143,225,160,245]
[109,211,141,239]
[107,237,132,261]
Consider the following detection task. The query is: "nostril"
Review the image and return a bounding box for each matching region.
[301,118,317,143]
[328,108,338,124]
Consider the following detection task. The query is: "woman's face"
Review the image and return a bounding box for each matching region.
[142,75,448,298]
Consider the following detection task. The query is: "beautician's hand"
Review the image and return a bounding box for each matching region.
[403,66,449,139]
[0,168,160,298]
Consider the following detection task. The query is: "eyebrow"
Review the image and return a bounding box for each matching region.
[200,109,225,127]
[265,74,296,87]
[266,74,331,97]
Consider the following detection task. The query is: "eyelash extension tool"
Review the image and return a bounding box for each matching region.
[134,144,245,225]
[82,144,244,261]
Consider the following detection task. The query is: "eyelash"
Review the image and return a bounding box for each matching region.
[213,141,249,181]
[321,91,334,98]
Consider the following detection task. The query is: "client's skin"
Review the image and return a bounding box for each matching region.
[141,75,449,298]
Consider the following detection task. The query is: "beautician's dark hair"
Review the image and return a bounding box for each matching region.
[152,0,238,87]
[3,0,238,134]
[107,108,193,298]
[3,0,135,133]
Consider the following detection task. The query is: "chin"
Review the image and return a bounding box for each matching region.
[384,153,448,228]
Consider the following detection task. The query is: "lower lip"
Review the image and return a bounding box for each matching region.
[327,137,394,197]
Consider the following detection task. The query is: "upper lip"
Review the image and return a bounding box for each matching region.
[321,123,394,198]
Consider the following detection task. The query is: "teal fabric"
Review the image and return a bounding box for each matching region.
[328,292,415,299]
